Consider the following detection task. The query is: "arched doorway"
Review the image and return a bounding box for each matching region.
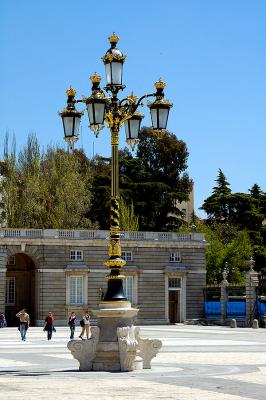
[5,253,36,326]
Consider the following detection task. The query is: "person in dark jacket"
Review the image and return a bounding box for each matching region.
[68,312,76,339]
[43,312,55,340]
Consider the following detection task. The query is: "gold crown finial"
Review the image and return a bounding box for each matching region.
[66,86,76,97]
[108,32,119,44]
[154,78,166,90]
[90,73,102,84]
[127,91,138,104]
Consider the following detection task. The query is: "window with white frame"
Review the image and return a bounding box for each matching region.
[70,250,83,261]
[168,277,181,289]
[121,251,133,262]
[169,252,181,262]
[69,276,84,305]
[7,256,15,265]
[123,276,134,303]
[5,277,15,305]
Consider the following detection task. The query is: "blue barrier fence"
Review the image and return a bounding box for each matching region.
[204,301,246,320]
[205,300,266,320]
[226,301,246,319]
[204,301,221,319]
[257,301,266,317]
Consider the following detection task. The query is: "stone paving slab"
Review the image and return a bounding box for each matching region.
[0,326,265,399]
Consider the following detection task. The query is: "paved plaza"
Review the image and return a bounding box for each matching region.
[0,325,266,399]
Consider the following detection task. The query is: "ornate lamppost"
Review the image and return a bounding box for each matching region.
[59,33,172,304]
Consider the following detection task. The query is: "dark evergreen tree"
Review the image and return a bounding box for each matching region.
[201,172,266,276]
[213,169,231,196]
[134,127,192,231]
[249,183,263,199]
[201,169,232,221]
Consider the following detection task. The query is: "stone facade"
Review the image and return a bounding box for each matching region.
[0,229,207,326]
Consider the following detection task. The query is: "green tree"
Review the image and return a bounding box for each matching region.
[249,183,263,199]
[0,133,19,227]
[124,127,192,231]
[201,169,232,221]
[201,172,266,276]
[41,147,92,229]
[213,169,231,196]
[0,134,94,229]
[15,133,47,228]
[89,129,192,232]
[201,224,252,284]
[88,155,111,229]
[119,197,139,231]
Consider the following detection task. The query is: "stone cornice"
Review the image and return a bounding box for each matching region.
[0,237,208,249]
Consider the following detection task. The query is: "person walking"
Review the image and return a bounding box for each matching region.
[16,309,30,341]
[68,312,76,339]
[0,312,6,328]
[43,312,55,340]
[79,311,91,340]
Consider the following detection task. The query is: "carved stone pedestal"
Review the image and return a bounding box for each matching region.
[67,326,100,371]
[67,301,162,372]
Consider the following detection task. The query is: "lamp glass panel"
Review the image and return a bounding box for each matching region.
[125,119,140,140]
[63,116,75,137]
[150,108,158,129]
[94,102,106,124]
[158,108,169,129]
[129,119,140,139]
[86,103,94,125]
[73,116,81,136]
[105,64,111,85]
[111,62,122,85]
[124,120,130,140]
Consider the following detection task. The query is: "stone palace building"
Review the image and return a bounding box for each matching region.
[0,228,207,326]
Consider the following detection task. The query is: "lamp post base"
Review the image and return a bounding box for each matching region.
[67,301,162,372]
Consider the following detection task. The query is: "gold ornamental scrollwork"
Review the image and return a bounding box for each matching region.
[108,239,122,257]
[110,198,120,229]
[111,131,119,145]
[105,112,114,128]
[106,274,126,280]
[104,259,126,268]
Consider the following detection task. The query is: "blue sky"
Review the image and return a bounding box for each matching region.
[1,1,265,216]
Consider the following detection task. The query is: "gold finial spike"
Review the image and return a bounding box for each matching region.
[154,78,166,90]
[127,91,138,104]
[108,32,119,44]
[66,85,76,97]
[90,73,102,84]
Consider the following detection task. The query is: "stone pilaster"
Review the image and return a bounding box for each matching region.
[245,258,259,326]
[220,270,229,324]
[0,246,7,312]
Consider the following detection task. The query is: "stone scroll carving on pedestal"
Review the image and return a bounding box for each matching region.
[67,326,100,371]
[117,326,137,372]
[134,327,162,369]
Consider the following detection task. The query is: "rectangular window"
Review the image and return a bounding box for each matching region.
[69,276,84,305]
[7,256,15,265]
[168,277,181,289]
[70,250,83,261]
[5,277,15,305]
[123,276,133,303]
[182,208,187,217]
[169,252,181,262]
[121,251,133,262]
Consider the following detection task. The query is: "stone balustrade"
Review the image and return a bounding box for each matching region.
[0,228,205,242]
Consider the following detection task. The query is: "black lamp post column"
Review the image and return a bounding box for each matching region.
[103,107,127,301]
